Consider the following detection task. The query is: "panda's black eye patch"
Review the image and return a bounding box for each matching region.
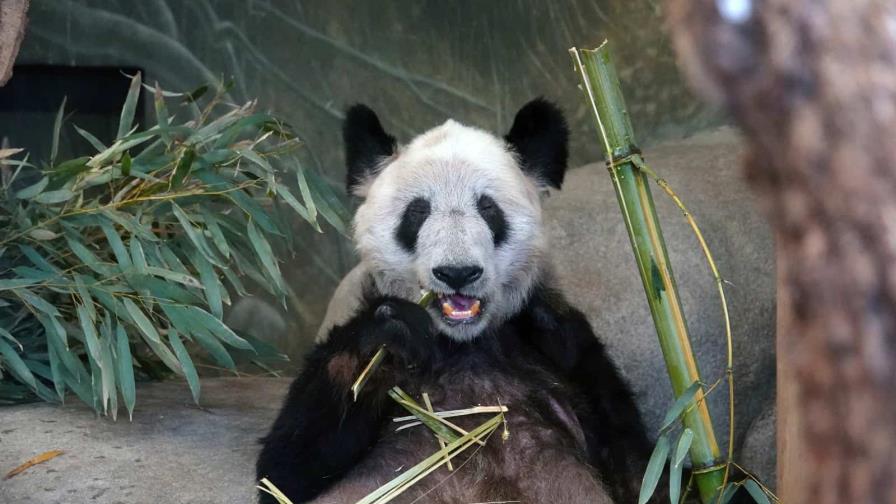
[477,195,508,246]
[396,197,431,252]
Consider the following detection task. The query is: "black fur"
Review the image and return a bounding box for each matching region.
[256,296,435,503]
[343,104,396,194]
[515,286,654,503]
[504,98,570,189]
[395,197,431,252]
[477,194,509,246]
[257,285,654,504]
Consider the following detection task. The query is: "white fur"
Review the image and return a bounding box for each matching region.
[352,119,547,341]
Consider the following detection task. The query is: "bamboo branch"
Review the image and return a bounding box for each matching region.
[570,41,726,504]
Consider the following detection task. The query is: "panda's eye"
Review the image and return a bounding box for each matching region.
[395,197,431,252]
[477,195,508,246]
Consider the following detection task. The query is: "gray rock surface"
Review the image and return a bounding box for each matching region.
[0,378,287,504]
[543,127,776,482]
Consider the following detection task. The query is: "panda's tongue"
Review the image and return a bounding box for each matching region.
[440,294,481,320]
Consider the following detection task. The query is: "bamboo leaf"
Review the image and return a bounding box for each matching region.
[114,323,136,419]
[168,330,200,404]
[122,298,161,344]
[14,176,48,199]
[660,381,703,432]
[18,245,60,274]
[295,165,319,226]
[639,432,670,504]
[199,207,231,259]
[98,317,117,417]
[170,148,195,188]
[160,303,235,370]
[33,188,76,204]
[118,71,142,139]
[15,288,60,317]
[743,480,770,504]
[672,428,694,467]
[0,327,22,350]
[130,237,148,273]
[99,218,132,269]
[65,234,113,276]
[182,84,208,103]
[184,305,252,350]
[669,428,693,504]
[73,124,107,152]
[121,151,132,176]
[276,185,315,227]
[47,337,66,400]
[0,339,38,390]
[99,209,158,242]
[0,278,40,291]
[51,156,91,183]
[153,83,172,145]
[247,219,284,292]
[28,229,59,241]
[718,483,740,504]
[50,97,67,166]
[189,250,223,318]
[0,147,23,159]
[171,203,222,266]
[142,266,202,289]
[76,304,102,366]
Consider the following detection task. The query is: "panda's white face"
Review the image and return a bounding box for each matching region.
[354,121,546,341]
[343,99,568,342]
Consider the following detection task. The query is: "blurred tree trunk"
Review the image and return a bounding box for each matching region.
[0,0,29,87]
[664,0,896,503]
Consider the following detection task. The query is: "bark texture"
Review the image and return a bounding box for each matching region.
[0,0,29,87]
[664,0,896,502]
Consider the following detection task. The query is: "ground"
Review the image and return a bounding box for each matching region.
[0,378,286,504]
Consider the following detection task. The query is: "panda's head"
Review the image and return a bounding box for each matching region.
[344,99,569,341]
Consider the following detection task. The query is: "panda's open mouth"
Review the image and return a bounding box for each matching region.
[436,293,483,324]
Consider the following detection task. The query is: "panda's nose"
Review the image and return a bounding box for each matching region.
[432,265,483,290]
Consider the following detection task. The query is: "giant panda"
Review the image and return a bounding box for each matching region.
[257,99,656,504]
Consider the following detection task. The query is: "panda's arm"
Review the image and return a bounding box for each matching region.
[520,288,654,501]
[256,298,436,504]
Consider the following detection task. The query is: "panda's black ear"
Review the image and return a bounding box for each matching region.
[343,104,397,196]
[504,98,569,189]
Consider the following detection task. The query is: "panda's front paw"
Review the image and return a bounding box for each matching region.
[360,297,436,369]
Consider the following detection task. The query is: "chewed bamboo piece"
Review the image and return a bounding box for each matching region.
[423,392,453,471]
[356,411,506,504]
[393,405,510,431]
[351,291,436,401]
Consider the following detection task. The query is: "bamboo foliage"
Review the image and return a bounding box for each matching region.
[0,73,347,416]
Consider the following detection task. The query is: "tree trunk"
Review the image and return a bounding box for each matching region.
[664,0,896,502]
[0,0,29,87]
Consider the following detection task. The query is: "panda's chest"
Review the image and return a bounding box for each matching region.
[309,348,609,504]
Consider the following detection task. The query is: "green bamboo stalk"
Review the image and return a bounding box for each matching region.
[570,41,725,503]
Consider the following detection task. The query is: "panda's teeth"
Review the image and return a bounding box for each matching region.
[441,298,482,320]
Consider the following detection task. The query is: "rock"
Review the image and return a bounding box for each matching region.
[0,378,288,504]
